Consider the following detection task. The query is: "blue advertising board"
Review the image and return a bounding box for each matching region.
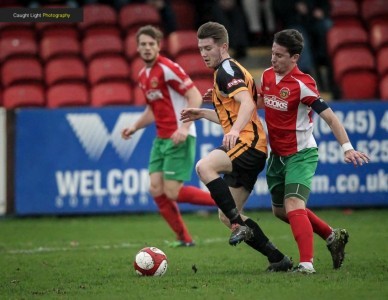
[14,102,388,215]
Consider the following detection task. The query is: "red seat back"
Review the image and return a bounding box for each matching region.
[3,84,45,108]
[91,82,132,106]
[45,57,86,86]
[88,55,129,85]
[119,4,161,35]
[47,83,89,108]
[2,57,43,87]
[168,30,199,58]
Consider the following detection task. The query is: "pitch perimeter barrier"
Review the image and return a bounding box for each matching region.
[0,108,6,215]
[12,102,388,215]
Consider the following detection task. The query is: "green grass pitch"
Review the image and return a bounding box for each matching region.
[1,209,388,299]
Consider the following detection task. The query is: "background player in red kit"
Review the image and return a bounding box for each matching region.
[121,25,215,247]
[258,29,370,273]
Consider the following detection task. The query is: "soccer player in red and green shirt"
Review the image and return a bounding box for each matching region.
[258,29,370,273]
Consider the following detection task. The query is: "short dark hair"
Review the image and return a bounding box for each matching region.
[197,21,229,45]
[136,25,163,44]
[273,29,304,56]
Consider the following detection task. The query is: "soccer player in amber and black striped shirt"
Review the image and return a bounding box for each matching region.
[181,21,292,272]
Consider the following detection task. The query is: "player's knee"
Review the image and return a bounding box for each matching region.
[272,206,288,222]
[164,189,179,201]
[273,208,282,219]
[195,160,206,179]
[149,184,163,198]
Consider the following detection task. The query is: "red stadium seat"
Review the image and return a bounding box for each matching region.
[88,55,129,85]
[129,57,146,83]
[333,47,378,100]
[380,74,388,100]
[0,35,37,61]
[329,0,360,26]
[124,32,138,62]
[3,84,45,108]
[171,1,196,30]
[377,47,388,76]
[168,30,199,58]
[91,82,132,106]
[369,21,388,51]
[82,34,123,61]
[36,22,78,39]
[83,26,121,38]
[0,25,35,39]
[175,53,213,79]
[38,26,79,40]
[40,35,80,61]
[79,4,117,31]
[340,72,378,100]
[361,0,388,26]
[47,83,89,108]
[2,57,43,87]
[119,3,161,35]
[45,57,86,86]
[132,84,147,106]
[327,25,368,57]
[333,47,375,82]
[193,78,214,97]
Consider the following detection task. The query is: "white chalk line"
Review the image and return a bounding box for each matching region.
[3,237,227,255]
[3,234,291,255]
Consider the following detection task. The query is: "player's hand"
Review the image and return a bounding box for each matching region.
[344,149,370,167]
[121,127,136,140]
[203,89,213,102]
[171,127,188,145]
[223,129,239,151]
[180,108,202,123]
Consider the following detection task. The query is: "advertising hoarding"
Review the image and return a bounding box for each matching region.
[14,103,388,215]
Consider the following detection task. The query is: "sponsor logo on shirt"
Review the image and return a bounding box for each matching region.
[227,78,244,88]
[145,89,163,101]
[264,95,288,111]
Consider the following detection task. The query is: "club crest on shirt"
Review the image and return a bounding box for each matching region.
[279,87,290,99]
[150,77,159,88]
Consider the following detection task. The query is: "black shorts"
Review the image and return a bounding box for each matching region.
[218,145,266,193]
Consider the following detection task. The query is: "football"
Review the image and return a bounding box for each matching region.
[134,247,168,276]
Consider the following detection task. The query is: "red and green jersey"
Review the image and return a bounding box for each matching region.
[138,55,196,138]
[260,66,319,156]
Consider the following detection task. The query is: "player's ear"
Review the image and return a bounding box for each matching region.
[221,43,229,54]
[292,53,300,62]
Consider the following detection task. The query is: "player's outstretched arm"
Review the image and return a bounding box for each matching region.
[180,108,220,124]
[121,105,154,140]
[319,108,370,167]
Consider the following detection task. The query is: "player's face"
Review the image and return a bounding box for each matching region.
[137,34,160,65]
[271,43,299,76]
[198,38,225,69]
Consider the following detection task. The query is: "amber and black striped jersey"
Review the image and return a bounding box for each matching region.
[212,58,267,155]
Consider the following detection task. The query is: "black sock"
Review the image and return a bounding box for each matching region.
[206,177,244,225]
[244,219,285,263]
